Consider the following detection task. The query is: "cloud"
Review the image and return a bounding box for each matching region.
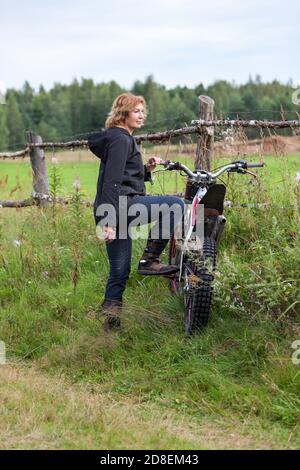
[0,0,299,90]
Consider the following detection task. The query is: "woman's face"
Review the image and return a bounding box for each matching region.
[124,103,145,131]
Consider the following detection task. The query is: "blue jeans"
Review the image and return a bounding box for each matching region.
[104,194,184,302]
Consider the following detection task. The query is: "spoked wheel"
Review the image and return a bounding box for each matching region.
[169,236,217,334]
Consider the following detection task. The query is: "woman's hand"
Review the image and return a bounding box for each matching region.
[146,156,162,172]
[103,226,116,243]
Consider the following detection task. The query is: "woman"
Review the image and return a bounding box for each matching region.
[88,93,184,330]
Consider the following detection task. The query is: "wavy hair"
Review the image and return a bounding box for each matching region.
[105,93,147,128]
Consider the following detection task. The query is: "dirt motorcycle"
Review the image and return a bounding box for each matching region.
[153,159,265,334]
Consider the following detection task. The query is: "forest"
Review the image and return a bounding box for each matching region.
[0,74,297,150]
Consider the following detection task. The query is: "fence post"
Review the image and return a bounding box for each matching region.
[195,95,215,171]
[26,131,49,207]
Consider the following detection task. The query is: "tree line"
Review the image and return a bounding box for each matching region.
[0,74,297,150]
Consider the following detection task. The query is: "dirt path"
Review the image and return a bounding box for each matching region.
[0,362,291,450]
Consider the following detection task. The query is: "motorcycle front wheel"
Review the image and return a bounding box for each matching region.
[169,236,217,334]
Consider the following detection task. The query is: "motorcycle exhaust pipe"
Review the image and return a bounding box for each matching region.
[211,215,227,245]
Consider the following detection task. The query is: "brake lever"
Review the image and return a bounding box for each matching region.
[235,168,257,178]
[245,169,258,178]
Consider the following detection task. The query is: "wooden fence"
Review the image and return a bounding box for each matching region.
[1,95,300,209]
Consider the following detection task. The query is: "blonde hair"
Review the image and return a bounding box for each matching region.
[105,93,147,128]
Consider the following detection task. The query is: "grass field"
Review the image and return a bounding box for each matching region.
[1,150,299,200]
[0,150,299,449]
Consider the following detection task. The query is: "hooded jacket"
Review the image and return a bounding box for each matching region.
[88,127,152,226]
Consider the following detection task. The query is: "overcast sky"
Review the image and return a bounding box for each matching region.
[1,0,299,93]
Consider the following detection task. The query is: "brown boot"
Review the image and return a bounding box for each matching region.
[137,239,179,276]
[102,299,122,332]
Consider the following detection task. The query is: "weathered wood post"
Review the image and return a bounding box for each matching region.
[195,95,215,171]
[26,131,49,207]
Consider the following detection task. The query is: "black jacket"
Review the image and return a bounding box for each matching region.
[88,127,152,226]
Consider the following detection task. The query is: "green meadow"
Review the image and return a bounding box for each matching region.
[1,151,299,200]
[0,150,299,449]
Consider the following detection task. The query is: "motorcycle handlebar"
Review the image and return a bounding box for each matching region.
[246,162,265,168]
[158,160,265,179]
